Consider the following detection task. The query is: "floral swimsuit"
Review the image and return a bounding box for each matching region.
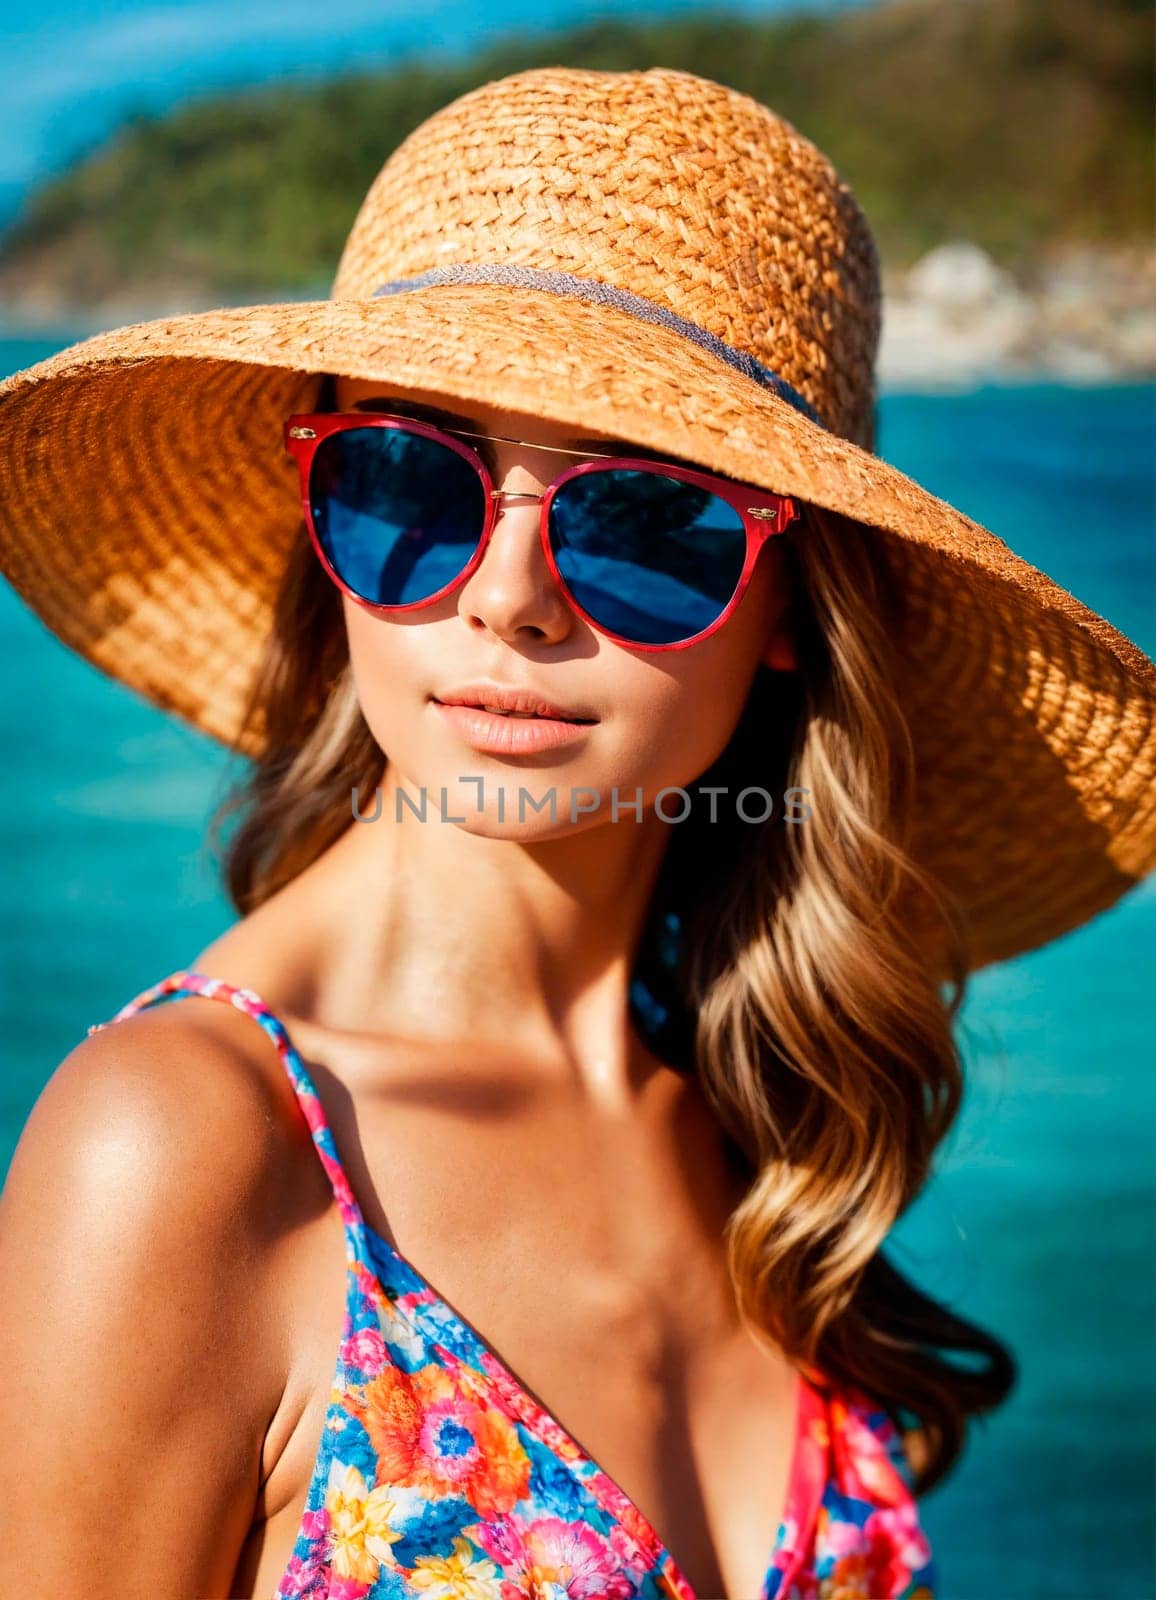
[91,971,937,1600]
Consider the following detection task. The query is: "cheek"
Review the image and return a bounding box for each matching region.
[627,557,783,789]
[624,648,762,796]
[574,598,776,803]
[342,600,424,755]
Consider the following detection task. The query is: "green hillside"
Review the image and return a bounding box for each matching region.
[0,0,1150,304]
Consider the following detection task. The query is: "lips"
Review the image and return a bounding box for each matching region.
[473,707,558,719]
[432,685,597,723]
[431,698,596,754]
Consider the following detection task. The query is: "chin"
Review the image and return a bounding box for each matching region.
[425,770,618,841]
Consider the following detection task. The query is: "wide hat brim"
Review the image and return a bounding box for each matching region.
[1,281,1154,975]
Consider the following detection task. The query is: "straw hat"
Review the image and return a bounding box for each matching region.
[1,64,1153,974]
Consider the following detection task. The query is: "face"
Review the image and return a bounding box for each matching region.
[329,374,798,839]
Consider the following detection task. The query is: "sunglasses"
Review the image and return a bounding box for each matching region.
[283,411,800,650]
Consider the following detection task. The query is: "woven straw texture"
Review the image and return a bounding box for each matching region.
[1,65,1154,974]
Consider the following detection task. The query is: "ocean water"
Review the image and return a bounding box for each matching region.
[1,331,1153,1597]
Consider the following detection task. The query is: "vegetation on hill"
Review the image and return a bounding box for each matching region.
[0,0,1150,305]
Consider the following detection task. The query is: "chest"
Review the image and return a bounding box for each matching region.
[235,1036,799,1599]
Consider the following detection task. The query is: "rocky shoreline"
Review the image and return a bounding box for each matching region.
[878,242,1156,387]
[2,242,1153,388]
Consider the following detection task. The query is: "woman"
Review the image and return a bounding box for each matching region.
[0,66,1152,1600]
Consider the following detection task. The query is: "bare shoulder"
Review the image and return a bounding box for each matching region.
[0,997,306,1593]
[4,997,312,1260]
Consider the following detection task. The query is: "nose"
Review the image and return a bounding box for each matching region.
[454,481,575,646]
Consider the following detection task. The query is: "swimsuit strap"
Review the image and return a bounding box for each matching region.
[89,969,374,1270]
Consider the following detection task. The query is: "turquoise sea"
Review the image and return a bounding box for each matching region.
[1,332,1153,1598]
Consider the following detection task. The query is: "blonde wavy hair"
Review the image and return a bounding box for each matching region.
[207,376,1016,1493]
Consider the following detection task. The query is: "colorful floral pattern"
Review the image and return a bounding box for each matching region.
[92,971,937,1600]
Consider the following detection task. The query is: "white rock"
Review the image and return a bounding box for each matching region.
[905,240,1013,308]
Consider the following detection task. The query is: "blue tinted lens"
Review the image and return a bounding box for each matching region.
[548,468,747,645]
[310,426,486,606]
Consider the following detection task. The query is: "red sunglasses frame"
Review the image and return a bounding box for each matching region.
[283,411,800,652]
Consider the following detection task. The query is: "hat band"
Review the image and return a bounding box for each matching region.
[371,263,828,431]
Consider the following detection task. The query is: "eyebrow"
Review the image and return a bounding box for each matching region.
[348,395,675,463]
